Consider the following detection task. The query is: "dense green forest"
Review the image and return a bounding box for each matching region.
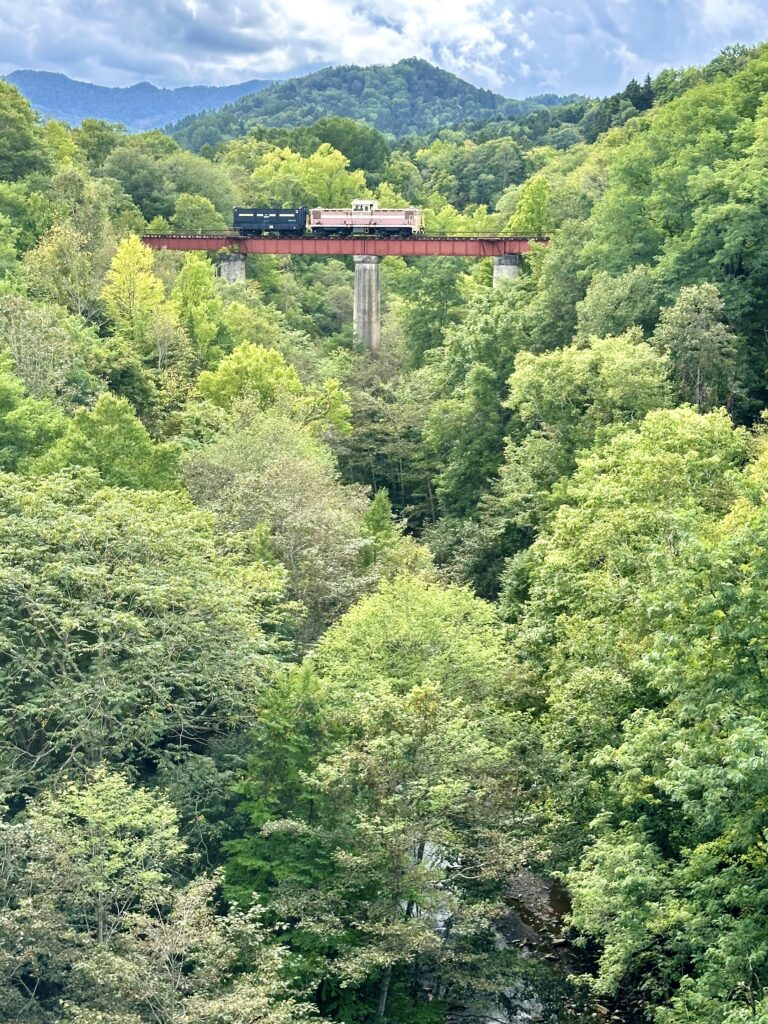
[2,37,768,1024]
[169,58,581,151]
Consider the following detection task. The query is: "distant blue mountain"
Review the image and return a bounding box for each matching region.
[4,70,273,131]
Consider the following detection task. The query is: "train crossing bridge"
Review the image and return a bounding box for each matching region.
[141,233,548,351]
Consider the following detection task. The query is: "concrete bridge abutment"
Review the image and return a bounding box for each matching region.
[493,253,521,287]
[217,252,247,284]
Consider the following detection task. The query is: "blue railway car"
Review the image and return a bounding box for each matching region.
[233,207,308,235]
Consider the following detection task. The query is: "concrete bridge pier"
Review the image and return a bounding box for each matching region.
[493,253,521,287]
[217,252,247,284]
[353,255,381,354]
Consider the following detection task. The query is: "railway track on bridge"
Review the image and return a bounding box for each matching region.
[141,233,548,257]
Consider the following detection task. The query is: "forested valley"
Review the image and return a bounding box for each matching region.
[2,39,768,1024]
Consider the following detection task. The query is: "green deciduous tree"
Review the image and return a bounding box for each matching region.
[505,407,749,862]
[493,329,671,534]
[651,282,742,411]
[170,253,228,366]
[23,222,107,322]
[567,446,768,1022]
[1,768,314,1023]
[102,145,174,220]
[0,212,18,279]
[228,576,535,1022]
[421,283,528,518]
[575,264,662,340]
[0,357,66,469]
[101,235,166,351]
[0,294,99,406]
[170,193,228,234]
[312,117,390,175]
[0,471,289,798]
[504,175,550,235]
[248,144,370,207]
[0,82,49,181]
[43,120,78,168]
[198,343,302,409]
[183,408,375,642]
[73,119,127,167]
[30,393,180,489]
[197,341,351,434]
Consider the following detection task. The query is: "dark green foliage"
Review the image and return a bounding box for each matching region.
[398,258,467,367]
[0,81,50,181]
[311,117,391,175]
[0,471,289,799]
[225,665,342,905]
[412,133,528,208]
[73,118,127,165]
[101,144,176,219]
[171,58,577,150]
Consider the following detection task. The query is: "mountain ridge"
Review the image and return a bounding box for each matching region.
[168,57,583,149]
[4,69,273,131]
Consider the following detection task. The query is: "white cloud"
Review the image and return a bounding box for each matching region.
[0,0,530,90]
[0,0,766,96]
[695,0,765,33]
[612,41,645,82]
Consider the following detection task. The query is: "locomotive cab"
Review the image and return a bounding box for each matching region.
[350,199,378,234]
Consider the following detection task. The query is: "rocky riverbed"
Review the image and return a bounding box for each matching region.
[448,871,626,1024]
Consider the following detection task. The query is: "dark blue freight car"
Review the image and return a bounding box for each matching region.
[233,207,308,234]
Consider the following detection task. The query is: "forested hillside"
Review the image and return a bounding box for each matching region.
[1,37,768,1024]
[170,57,581,150]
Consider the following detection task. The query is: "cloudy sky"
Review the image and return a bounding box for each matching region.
[0,0,766,96]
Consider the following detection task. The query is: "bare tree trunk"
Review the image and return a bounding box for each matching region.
[405,840,426,919]
[375,965,392,1024]
[376,840,427,1022]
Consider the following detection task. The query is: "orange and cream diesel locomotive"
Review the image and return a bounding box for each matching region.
[233,200,422,238]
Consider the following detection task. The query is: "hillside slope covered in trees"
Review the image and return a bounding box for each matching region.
[0,39,768,1024]
[170,57,581,149]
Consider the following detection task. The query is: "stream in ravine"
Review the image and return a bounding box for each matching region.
[449,871,627,1024]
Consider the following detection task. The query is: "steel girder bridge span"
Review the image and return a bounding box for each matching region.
[141,233,547,352]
